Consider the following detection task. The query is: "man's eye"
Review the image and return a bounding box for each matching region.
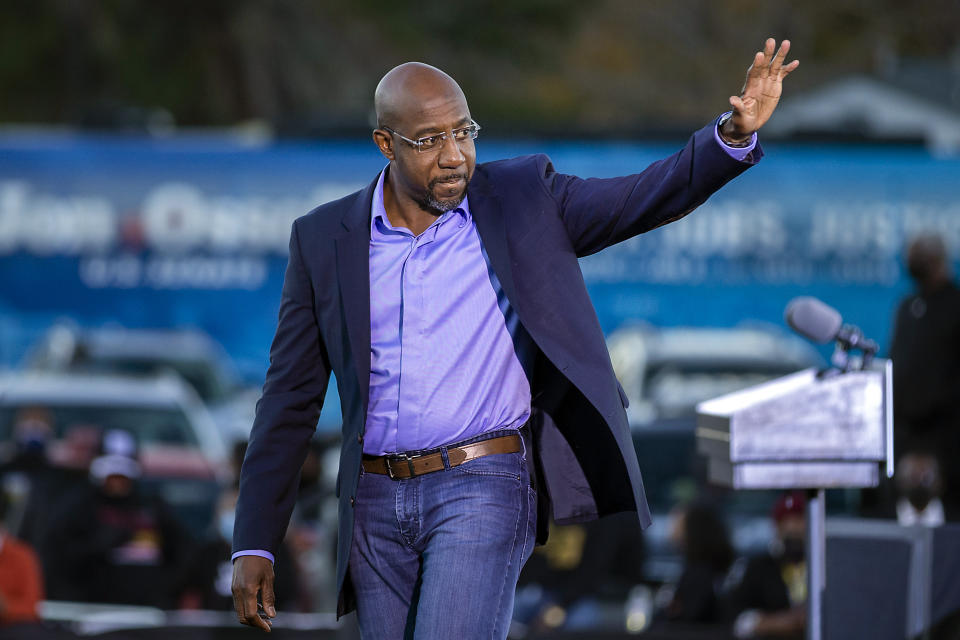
[453,128,471,141]
[419,135,442,148]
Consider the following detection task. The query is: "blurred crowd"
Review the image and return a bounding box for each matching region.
[0,397,341,635]
[2,232,960,638]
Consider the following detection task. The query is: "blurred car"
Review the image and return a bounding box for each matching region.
[608,323,825,428]
[512,324,833,634]
[25,324,262,442]
[0,371,228,536]
[606,323,835,585]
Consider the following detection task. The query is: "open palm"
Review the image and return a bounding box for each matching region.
[727,38,799,138]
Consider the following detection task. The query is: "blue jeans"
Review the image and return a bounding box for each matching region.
[349,429,537,639]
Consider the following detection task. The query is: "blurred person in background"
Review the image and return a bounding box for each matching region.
[660,500,734,625]
[230,440,248,489]
[728,491,806,639]
[894,449,953,526]
[232,39,799,637]
[184,485,300,611]
[0,491,44,630]
[513,514,646,633]
[41,429,194,608]
[286,438,339,612]
[0,407,70,548]
[889,234,960,511]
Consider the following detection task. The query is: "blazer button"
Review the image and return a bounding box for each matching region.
[357,433,363,444]
[350,496,355,507]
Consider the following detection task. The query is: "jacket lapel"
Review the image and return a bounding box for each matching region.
[468,169,521,314]
[334,174,377,427]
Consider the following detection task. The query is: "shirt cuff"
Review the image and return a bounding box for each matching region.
[714,111,757,162]
[232,549,275,564]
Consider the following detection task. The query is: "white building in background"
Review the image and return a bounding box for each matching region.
[766,75,960,155]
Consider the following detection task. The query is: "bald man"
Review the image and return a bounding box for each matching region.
[232,41,798,638]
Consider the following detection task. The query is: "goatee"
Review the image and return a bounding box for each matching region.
[416,174,469,214]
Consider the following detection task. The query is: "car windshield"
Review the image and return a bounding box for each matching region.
[643,362,808,418]
[0,404,199,447]
[74,357,229,402]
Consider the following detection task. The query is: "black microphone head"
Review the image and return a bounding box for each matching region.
[785,297,843,344]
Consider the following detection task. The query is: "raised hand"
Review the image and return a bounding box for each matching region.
[721,38,799,143]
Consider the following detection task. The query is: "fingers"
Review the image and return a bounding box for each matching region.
[741,50,763,94]
[232,559,274,632]
[729,95,757,120]
[781,59,800,79]
[744,39,799,92]
[763,37,776,65]
[232,587,272,632]
[769,39,790,76]
[262,574,277,619]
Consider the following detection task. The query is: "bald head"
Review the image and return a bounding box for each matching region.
[907,233,951,290]
[371,63,476,219]
[375,62,467,130]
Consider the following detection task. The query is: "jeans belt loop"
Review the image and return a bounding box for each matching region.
[440,446,451,470]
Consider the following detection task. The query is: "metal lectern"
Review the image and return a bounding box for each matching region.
[696,359,894,640]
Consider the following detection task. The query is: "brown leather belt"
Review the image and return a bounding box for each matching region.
[362,433,522,480]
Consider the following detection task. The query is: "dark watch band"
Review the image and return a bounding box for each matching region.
[718,113,752,148]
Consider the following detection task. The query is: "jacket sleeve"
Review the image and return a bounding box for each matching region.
[539,119,762,258]
[233,218,332,558]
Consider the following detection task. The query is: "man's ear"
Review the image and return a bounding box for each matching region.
[373,129,395,161]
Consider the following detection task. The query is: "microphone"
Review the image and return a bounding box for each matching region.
[785,296,842,344]
[785,297,878,369]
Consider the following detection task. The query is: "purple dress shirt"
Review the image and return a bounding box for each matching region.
[362,169,534,455]
[233,114,757,564]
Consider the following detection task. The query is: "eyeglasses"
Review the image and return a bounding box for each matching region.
[381,120,481,153]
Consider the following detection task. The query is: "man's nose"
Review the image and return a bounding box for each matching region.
[437,134,465,167]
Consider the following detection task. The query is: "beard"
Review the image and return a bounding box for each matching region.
[415,173,469,214]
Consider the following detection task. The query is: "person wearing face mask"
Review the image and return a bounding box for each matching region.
[0,407,72,549]
[727,491,807,639]
[895,450,953,527]
[184,481,302,611]
[41,429,194,608]
[888,234,960,513]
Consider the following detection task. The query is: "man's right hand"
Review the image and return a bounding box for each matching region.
[232,555,276,632]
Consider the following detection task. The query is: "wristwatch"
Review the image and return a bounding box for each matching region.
[718,113,752,148]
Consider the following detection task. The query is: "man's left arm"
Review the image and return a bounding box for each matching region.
[545,38,797,257]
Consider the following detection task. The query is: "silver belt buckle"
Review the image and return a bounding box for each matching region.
[385,453,417,479]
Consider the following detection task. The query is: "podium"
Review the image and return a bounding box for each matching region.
[696,359,894,640]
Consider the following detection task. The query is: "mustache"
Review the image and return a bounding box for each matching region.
[429,174,468,188]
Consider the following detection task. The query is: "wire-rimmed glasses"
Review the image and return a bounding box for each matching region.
[381,120,481,153]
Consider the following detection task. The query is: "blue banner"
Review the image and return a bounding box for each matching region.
[2,133,957,385]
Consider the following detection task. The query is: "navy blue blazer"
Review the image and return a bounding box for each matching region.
[234,121,762,616]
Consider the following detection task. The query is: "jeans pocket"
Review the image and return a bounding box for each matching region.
[522,485,538,564]
[453,452,522,480]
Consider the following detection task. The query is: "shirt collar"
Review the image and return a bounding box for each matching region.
[370,166,471,237]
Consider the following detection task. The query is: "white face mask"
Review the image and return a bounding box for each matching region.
[218,512,235,542]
